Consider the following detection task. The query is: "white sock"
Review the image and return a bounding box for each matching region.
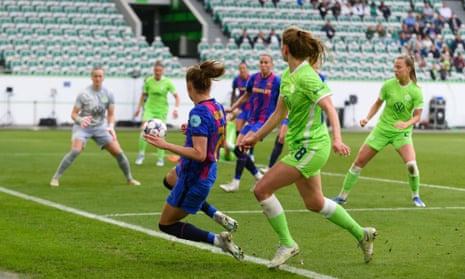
[260,194,283,218]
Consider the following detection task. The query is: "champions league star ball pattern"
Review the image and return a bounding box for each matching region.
[143,119,167,138]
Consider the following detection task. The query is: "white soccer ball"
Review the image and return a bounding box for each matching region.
[143,118,167,138]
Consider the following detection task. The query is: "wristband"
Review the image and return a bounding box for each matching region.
[108,123,115,130]
[75,116,83,125]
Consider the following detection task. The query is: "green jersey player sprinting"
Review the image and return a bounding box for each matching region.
[134,60,180,166]
[333,54,426,207]
[240,26,377,268]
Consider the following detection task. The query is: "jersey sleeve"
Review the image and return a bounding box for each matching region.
[188,106,211,137]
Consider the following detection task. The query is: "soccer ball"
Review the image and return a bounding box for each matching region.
[143,118,167,138]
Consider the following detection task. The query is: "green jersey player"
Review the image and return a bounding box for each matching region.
[239,26,376,268]
[134,60,180,166]
[333,54,425,207]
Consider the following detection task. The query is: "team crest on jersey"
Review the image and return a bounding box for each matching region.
[404,94,411,102]
[101,96,108,103]
[290,84,295,93]
[190,115,201,127]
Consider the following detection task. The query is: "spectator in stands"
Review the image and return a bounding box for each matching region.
[318,0,330,20]
[272,0,279,8]
[369,2,379,18]
[429,43,441,59]
[452,52,465,73]
[352,0,368,19]
[421,1,435,23]
[321,20,336,40]
[424,23,437,37]
[253,31,268,47]
[450,33,465,56]
[366,25,376,40]
[376,23,387,40]
[403,11,417,32]
[309,0,319,9]
[331,1,342,20]
[438,1,452,20]
[415,13,426,31]
[236,29,253,48]
[398,29,412,51]
[267,28,281,48]
[399,23,413,42]
[411,22,425,37]
[297,0,305,9]
[259,0,266,8]
[378,1,391,21]
[421,33,433,54]
[448,12,462,35]
[432,13,446,35]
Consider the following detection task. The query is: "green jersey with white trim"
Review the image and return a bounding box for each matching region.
[143,76,176,117]
[280,62,331,151]
[377,78,424,133]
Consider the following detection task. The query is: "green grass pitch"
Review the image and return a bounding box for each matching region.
[0,128,464,278]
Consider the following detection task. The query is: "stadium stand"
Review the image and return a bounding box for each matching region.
[197,0,465,81]
[0,0,184,77]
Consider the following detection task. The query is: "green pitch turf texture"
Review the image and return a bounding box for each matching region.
[0,128,464,279]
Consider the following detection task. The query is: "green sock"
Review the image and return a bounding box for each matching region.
[138,136,147,153]
[408,174,420,194]
[327,204,364,241]
[342,171,360,193]
[267,212,295,247]
[157,148,165,161]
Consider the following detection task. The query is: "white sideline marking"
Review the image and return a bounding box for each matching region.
[0,187,335,279]
[103,206,465,217]
[321,172,465,192]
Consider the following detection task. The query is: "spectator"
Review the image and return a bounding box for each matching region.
[366,25,376,40]
[267,28,281,48]
[321,20,336,40]
[412,22,424,37]
[432,14,446,35]
[342,1,354,17]
[369,1,379,18]
[253,31,268,47]
[421,1,435,23]
[438,1,452,20]
[318,0,330,20]
[450,33,465,56]
[403,11,417,31]
[448,12,462,34]
[416,13,426,31]
[272,0,279,8]
[429,42,441,59]
[331,1,342,20]
[297,0,305,9]
[375,23,387,40]
[378,1,391,21]
[259,0,265,7]
[352,0,368,19]
[236,29,253,48]
[421,33,433,54]
[452,52,465,73]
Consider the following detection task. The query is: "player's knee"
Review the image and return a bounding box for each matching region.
[349,164,363,174]
[406,160,419,176]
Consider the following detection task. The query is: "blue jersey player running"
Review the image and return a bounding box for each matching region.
[144,60,244,261]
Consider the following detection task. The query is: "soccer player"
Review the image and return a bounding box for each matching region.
[239,26,376,268]
[219,54,281,192]
[50,66,140,187]
[333,54,426,207]
[223,61,251,160]
[143,60,243,260]
[134,60,180,167]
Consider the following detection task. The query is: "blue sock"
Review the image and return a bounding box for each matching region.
[159,222,215,244]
